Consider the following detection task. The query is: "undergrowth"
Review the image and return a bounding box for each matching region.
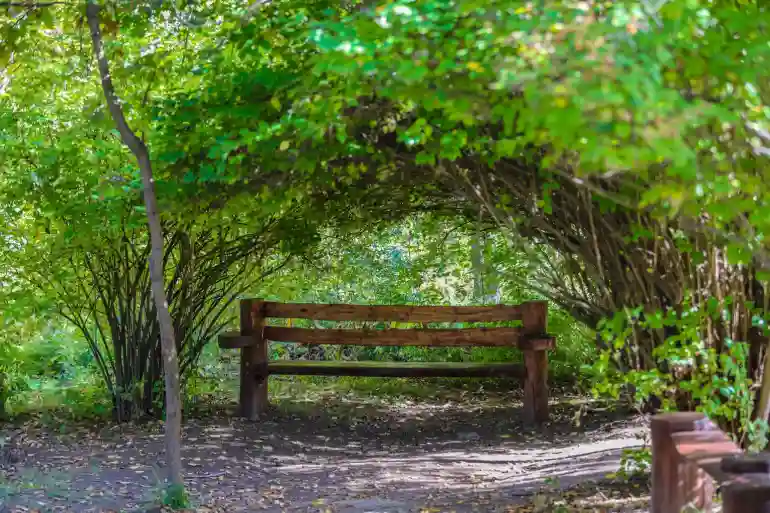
[1,301,594,422]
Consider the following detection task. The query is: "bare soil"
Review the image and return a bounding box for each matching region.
[0,389,650,512]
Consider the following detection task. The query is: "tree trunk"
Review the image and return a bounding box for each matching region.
[86,1,184,491]
[137,152,185,489]
[470,230,485,301]
[756,351,770,424]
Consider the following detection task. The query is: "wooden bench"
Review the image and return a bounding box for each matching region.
[219,299,556,424]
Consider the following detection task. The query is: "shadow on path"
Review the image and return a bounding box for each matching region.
[0,391,646,512]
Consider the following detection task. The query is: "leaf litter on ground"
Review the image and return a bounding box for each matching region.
[0,389,648,512]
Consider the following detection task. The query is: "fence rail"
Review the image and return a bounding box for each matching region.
[651,412,770,513]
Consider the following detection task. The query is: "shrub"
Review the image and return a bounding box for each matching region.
[588,297,769,450]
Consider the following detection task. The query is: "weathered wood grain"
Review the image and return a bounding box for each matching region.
[262,326,554,350]
[218,332,254,349]
[239,299,267,420]
[261,301,542,322]
[265,360,526,378]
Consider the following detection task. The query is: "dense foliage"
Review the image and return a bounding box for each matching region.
[2,0,770,453]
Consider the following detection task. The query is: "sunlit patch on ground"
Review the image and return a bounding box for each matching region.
[0,388,648,512]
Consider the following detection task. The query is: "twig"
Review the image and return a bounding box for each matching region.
[185,471,226,479]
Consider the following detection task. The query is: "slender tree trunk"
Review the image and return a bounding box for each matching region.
[470,230,485,301]
[86,1,184,490]
[471,210,486,302]
[757,352,770,423]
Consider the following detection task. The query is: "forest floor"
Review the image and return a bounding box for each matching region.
[0,383,650,512]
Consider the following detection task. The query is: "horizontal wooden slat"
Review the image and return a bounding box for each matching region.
[721,454,770,474]
[263,326,554,350]
[673,430,738,460]
[261,301,536,323]
[265,360,526,378]
[672,430,742,484]
[222,328,555,350]
[218,332,255,349]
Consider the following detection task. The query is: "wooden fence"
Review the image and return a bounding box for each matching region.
[651,412,770,512]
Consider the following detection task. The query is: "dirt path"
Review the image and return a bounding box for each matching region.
[0,392,649,512]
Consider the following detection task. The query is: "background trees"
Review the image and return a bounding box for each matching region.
[1,0,770,479]
[283,0,770,433]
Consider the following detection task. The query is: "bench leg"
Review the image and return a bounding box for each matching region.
[240,341,268,420]
[255,373,268,416]
[523,349,548,424]
[238,299,268,421]
[254,337,268,417]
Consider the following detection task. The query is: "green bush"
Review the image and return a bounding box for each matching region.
[588,299,769,451]
[0,321,108,420]
[18,328,93,380]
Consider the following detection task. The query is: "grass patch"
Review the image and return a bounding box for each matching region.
[6,375,112,422]
[269,374,510,402]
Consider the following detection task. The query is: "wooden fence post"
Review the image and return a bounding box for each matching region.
[722,476,770,513]
[521,301,549,424]
[721,455,770,513]
[651,412,717,513]
[239,298,267,420]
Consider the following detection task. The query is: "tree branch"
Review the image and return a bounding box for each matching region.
[85,1,145,158]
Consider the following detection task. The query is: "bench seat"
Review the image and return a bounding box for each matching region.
[265,360,526,378]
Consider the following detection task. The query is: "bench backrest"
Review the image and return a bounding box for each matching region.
[221,300,554,351]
